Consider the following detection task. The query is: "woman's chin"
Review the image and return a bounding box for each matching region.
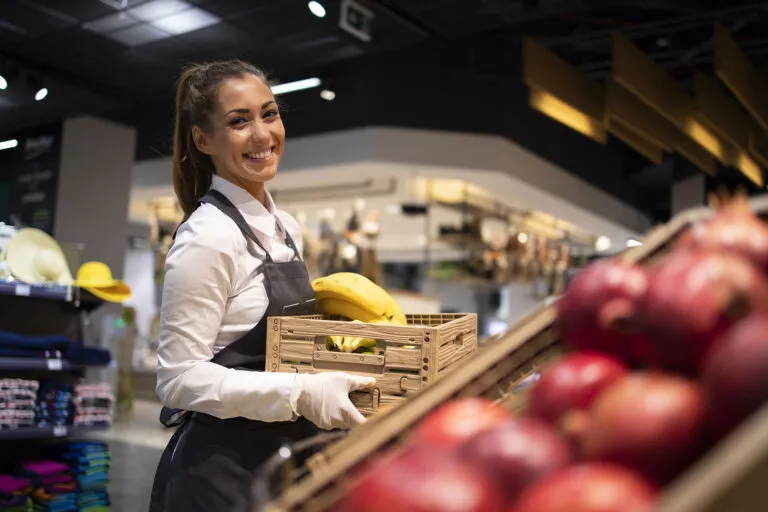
[240,164,277,182]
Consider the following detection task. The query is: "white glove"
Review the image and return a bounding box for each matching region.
[290,372,376,430]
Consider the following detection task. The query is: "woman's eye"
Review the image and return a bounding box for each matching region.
[229,117,247,126]
[264,109,279,119]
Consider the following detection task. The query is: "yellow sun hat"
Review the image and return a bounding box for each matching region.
[4,228,74,285]
[73,261,132,303]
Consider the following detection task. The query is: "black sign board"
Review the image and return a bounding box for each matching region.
[3,124,63,234]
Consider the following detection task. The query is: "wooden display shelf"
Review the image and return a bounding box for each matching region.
[267,195,768,512]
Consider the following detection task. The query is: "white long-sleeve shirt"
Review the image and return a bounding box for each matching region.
[156,175,301,422]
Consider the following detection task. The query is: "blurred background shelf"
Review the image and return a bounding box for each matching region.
[0,357,110,371]
[0,425,110,441]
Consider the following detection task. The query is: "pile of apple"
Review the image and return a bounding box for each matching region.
[332,195,768,512]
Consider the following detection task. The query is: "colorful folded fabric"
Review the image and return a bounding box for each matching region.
[0,475,30,494]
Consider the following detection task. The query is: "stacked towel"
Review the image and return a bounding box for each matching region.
[15,461,76,512]
[35,384,74,428]
[0,475,32,512]
[0,379,38,430]
[46,442,111,511]
[72,385,113,428]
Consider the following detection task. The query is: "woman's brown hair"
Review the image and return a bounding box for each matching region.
[172,60,270,217]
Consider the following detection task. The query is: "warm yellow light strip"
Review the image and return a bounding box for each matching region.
[529,88,606,143]
[736,152,764,187]
[684,118,726,164]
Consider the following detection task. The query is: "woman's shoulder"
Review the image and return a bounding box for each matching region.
[173,203,245,252]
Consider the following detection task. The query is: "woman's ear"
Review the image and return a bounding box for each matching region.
[192,126,214,155]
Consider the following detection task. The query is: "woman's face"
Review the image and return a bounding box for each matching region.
[194,73,285,188]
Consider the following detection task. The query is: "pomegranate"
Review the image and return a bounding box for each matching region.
[642,249,768,373]
[510,463,657,512]
[410,397,511,449]
[457,418,571,502]
[677,194,768,272]
[555,259,650,364]
[527,352,629,427]
[701,315,768,439]
[578,373,706,484]
[335,447,506,512]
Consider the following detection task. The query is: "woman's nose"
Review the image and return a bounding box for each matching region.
[251,120,270,142]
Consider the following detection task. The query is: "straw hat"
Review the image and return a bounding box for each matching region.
[73,262,131,303]
[4,228,74,285]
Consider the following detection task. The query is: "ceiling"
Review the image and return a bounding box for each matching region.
[1,0,768,223]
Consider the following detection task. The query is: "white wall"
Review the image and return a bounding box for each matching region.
[131,127,649,255]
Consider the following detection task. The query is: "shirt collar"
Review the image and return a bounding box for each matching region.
[210,175,277,238]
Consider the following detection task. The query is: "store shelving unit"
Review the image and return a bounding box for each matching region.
[0,277,111,442]
[0,425,108,441]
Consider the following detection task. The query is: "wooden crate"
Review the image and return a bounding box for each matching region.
[266,313,478,416]
[267,195,768,512]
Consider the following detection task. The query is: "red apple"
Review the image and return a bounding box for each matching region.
[511,463,657,512]
[335,447,506,512]
[457,417,571,502]
[410,397,511,449]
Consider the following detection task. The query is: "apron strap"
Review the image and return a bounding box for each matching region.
[200,190,274,263]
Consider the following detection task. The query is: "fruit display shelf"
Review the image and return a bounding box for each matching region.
[266,313,478,419]
[266,194,768,512]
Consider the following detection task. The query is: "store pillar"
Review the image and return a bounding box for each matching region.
[671,174,706,216]
[55,116,136,273]
[54,116,137,391]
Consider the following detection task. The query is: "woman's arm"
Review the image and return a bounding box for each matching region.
[155,211,298,422]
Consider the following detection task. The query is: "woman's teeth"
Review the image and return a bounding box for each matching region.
[244,149,272,160]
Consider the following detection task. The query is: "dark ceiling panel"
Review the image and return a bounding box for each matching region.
[0,0,76,36]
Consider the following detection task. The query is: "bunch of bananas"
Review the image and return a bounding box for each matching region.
[312,272,408,354]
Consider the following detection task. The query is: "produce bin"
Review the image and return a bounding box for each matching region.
[265,195,768,512]
[265,313,478,417]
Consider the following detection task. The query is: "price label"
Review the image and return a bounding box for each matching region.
[15,284,30,297]
[47,359,63,371]
[53,426,67,437]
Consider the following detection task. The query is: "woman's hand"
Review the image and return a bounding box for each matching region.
[291,372,376,430]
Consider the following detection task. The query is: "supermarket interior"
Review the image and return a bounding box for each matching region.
[2,1,768,511]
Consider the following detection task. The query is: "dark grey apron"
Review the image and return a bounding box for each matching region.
[148,190,318,512]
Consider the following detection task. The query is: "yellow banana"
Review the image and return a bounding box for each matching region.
[318,297,388,324]
[312,273,407,325]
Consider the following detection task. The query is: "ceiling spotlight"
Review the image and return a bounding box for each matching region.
[320,89,336,101]
[34,87,48,101]
[308,1,326,18]
[0,139,19,151]
[0,75,6,90]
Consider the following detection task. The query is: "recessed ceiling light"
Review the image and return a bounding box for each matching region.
[308,1,326,18]
[271,77,321,95]
[151,7,220,35]
[0,139,19,151]
[0,75,6,90]
[320,89,336,101]
[35,88,48,101]
[126,0,191,22]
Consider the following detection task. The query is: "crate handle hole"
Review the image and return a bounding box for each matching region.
[453,333,465,346]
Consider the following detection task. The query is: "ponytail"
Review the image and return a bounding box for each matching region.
[171,60,270,218]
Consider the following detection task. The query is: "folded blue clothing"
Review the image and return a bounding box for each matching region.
[0,332,72,352]
[0,348,63,359]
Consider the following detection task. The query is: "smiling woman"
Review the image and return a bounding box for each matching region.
[148,60,375,512]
